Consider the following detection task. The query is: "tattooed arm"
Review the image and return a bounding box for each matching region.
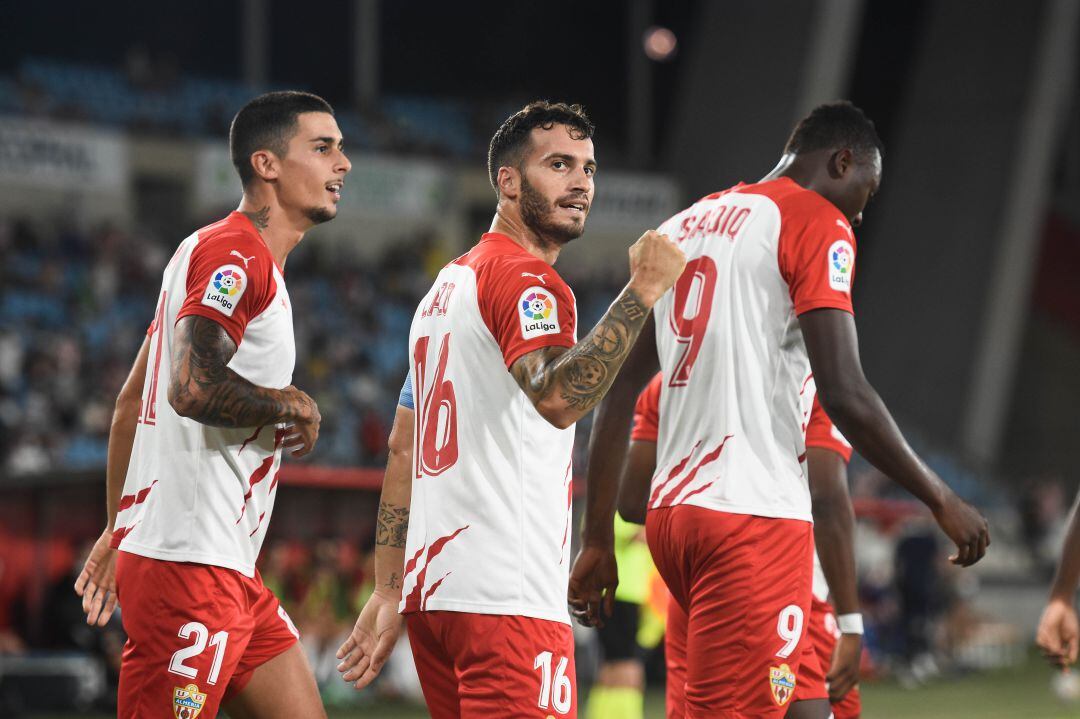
[509,229,685,430]
[337,404,414,689]
[168,315,320,455]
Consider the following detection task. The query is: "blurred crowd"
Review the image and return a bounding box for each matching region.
[1,55,519,160]
[0,215,627,478]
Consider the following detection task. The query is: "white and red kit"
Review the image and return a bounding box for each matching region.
[403,232,580,718]
[112,212,300,718]
[645,177,858,717]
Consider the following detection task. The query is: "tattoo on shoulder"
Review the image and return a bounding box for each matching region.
[243,206,270,231]
[376,501,410,548]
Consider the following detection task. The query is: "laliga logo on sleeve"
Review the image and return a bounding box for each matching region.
[519,286,560,339]
[827,239,854,292]
[201,264,248,317]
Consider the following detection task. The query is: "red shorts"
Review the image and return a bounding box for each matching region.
[795,596,863,718]
[115,551,299,719]
[646,506,814,718]
[406,611,577,719]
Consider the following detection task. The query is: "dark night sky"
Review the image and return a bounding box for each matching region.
[0,0,702,154]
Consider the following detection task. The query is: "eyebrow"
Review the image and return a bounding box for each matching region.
[542,151,598,168]
[309,136,344,146]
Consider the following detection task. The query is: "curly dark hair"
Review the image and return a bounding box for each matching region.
[487,101,595,194]
[784,101,883,162]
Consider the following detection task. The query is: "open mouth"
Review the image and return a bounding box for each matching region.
[326,181,343,201]
[558,200,588,216]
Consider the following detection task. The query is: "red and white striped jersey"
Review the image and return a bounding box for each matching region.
[111,212,295,577]
[648,177,857,522]
[401,232,579,625]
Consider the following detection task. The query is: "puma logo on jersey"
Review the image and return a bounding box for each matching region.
[521,272,547,284]
[230,250,256,268]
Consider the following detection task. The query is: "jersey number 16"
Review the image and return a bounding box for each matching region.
[413,333,459,476]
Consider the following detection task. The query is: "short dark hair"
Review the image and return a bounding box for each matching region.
[784,101,883,161]
[229,91,335,187]
[487,101,595,193]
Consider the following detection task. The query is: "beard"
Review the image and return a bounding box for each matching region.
[304,205,337,226]
[520,175,586,247]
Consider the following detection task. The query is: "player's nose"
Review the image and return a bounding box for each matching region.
[336,150,352,175]
[568,167,591,193]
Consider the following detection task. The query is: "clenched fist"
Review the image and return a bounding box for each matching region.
[932,491,990,567]
[628,230,686,307]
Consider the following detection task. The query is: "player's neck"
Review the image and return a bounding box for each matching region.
[767,152,832,200]
[236,196,307,269]
[489,210,561,266]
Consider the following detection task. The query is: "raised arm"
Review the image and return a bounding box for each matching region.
[509,230,683,430]
[800,308,989,566]
[75,335,150,626]
[338,402,415,689]
[168,315,320,455]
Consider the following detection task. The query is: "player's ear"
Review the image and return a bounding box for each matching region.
[250,150,280,183]
[497,166,520,200]
[829,149,854,180]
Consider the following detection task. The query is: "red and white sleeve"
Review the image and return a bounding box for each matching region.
[476,257,577,368]
[176,233,275,346]
[630,373,664,443]
[778,201,857,316]
[805,395,853,463]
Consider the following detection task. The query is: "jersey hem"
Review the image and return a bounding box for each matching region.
[399,598,571,626]
[793,299,854,317]
[502,337,576,369]
[804,439,853,463]
[175,306,246,347]
[117,543,256,578]
[652,499,814,524]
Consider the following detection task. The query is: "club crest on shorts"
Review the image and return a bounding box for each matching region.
[769,663,797,706]
[173,683,207,719]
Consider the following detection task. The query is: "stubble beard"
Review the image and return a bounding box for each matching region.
[304,205,337,226]
[520,175,585,249]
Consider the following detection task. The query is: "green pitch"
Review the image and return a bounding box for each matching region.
[35,654,1080,718]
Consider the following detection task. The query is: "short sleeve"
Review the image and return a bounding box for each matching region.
[630,373,664,442]
[176,232,275,346]
[476,258,577,368]
[398,371,415,410]
[777,202,856,316]
[805,395,853,463]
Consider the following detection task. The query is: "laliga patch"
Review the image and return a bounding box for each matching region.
[173,683,207,718]
[518,285,560,339]
[769,663,797,707]
[201,264,247,317]
[828,239,854,292]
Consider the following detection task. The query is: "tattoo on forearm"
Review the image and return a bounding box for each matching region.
[384,572,402,590]
[376,501,410,548]
[243,206,270,231]
[169,316,303,427]
[511,287,650,414]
